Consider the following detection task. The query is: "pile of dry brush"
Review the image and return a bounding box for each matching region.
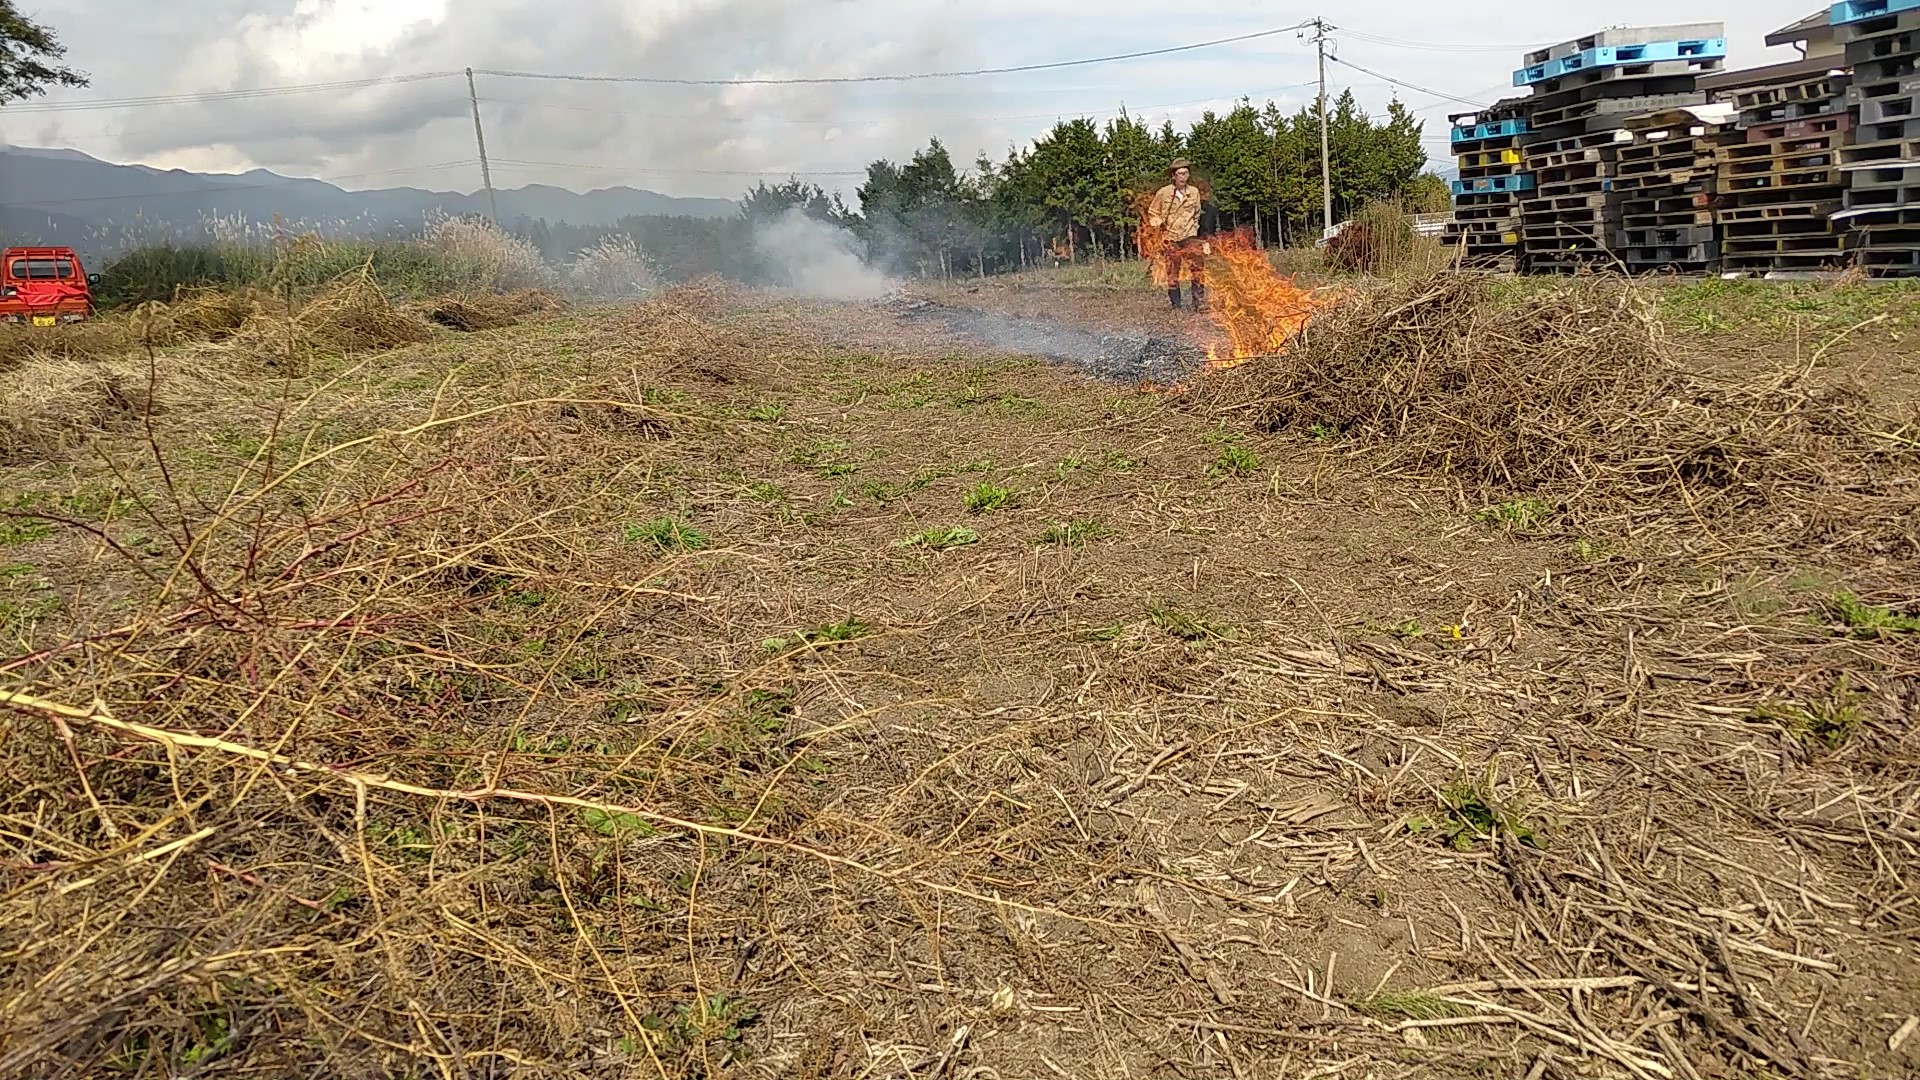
[1203,272,1920,557]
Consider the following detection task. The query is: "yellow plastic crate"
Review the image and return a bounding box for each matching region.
[1458,148,1525,168]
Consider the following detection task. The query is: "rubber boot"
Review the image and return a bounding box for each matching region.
[1189,283,1207,311]
[1167,286,1183,310]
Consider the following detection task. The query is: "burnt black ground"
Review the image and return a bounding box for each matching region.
[887,296,1205,385]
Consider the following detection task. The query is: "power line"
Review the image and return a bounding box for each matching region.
[967,82,1323,123]
[1326,55,1492,108]
[475,82,1322,128]
[4,23,1318,119]
[480,96,861,127]
[3,72,463,115]
[0,16,1519,208]
[1337,29,1552,53]
[473,22,1315,87]
[1410,84,1517,114]
[0,20,1541,123]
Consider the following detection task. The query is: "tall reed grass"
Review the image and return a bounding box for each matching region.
[95,214,589,308]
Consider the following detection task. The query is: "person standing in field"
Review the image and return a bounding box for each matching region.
[1146,157,1212,311]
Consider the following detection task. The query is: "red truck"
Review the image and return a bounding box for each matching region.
[0,246,101,326]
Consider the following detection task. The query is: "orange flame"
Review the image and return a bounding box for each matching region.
[1198,227,1322,372]
[1134,198,1323,374]
[1134,191,1172,289]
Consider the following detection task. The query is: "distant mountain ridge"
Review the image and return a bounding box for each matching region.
[0,146,741,262]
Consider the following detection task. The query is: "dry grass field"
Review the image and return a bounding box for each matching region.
[1,264,1917,1079]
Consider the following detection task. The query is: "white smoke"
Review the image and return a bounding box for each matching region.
[751,207,897,301]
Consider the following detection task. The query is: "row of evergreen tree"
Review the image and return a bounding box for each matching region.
[516,90,1446,283]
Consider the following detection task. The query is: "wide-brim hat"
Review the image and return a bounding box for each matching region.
[1168,158,1192,174]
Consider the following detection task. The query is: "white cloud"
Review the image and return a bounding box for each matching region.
[18,0,1831,201]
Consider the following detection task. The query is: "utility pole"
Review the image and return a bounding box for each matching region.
[466,67,500,226]
[1313,18,1334,238]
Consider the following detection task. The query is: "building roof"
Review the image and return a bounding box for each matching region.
[1766,10,1833,47]
[1697,52,1846,93]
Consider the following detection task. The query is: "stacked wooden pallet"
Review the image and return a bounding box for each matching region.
[1611,110,1725,271]
[1712,65,1854,275]
[1835,0,1920,277]
[1519,130,1631,269]
[1444,101,1532,268]
[1511,24,1727,272]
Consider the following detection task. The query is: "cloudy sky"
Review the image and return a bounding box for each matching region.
[4,0,1833,200]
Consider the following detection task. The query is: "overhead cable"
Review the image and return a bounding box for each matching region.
[4,72,463,114]
[1326,55,1492,108]
[473,23,1315,86]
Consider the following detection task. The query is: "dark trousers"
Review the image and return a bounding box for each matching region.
[1164,238,1207,287]
[1164,238,1207,308]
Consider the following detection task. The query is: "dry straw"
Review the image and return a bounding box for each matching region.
[1,277,1916,1079]
[0,272,566,467]
[1199,271,1920,554]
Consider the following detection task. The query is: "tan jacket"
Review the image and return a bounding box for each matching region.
[1147,183,1203,242]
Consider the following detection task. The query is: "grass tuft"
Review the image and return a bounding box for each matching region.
[1475,498,1553,531]
[1148,602,1234,642]
[963,482,1018,513]
[623,517,710,551]
[1354,990,1468,1023]
[1407,774,1546,851]
[762,617,873,652]
[1755,683,1865,750]
[0,515,53,547]
[1208,444,1262,477]
[896,526,980,551]
[1826,591,1920,637]
[1037,518,1108,547]
[582,807,659,838]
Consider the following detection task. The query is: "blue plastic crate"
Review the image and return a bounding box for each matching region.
[1513,39,1728,86]
[1831,0,1920,23]
[1452,174,1536,195]
[1452,118,1530,144]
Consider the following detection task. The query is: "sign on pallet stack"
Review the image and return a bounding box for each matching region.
[1713,66,1853,274]
[1444,102,1531,268]
[1833,0,1920,277]
[1511,24,1727,272]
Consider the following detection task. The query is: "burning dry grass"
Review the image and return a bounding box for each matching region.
[1206,272,1674,484]
[1,280,1918,1079]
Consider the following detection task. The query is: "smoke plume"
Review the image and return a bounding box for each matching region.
[751,207,897,301]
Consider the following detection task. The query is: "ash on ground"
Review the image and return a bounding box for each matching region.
[887,297,1206,385]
